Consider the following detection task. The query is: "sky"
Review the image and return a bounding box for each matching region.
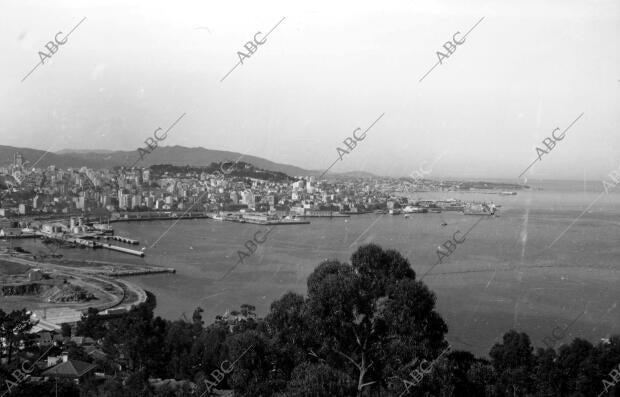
[0,0,618,180]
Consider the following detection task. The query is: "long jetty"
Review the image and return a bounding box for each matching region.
[102,235,140,245]
[98,242,145,257]
[109,214,210,223]
[36,232,146,257]
[104,268,176,277]
[222,218,311,225]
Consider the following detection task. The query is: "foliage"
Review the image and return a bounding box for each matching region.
[1,244,620,396]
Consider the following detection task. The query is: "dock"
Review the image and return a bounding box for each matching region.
[102,268,175,277]
[216,217,310,225]
[36,233,146,257]
[102,235,140,245]
[298,214,349,218]
[98,242,145,257]
[109,215,210,223]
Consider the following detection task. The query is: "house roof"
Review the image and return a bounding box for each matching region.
[71,336,96,346]
[42,359,97,378]
[84,346,107,360]
[32,308,82,326]
[31,318,61,333]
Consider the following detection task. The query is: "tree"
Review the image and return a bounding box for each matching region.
[97,376,126,397]
[65,341,92,363]
[124,369,154,397]
[489,330,535,396]
[280,244,448,397]
[61,323,72,337]
[284,362,356,396]
[227,331,278,397]
[490,331,534,373]
[192,307,204,329]
[76,307,105,339]
[0,309,34,364]
[265,292,314,379]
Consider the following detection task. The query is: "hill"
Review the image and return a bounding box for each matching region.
[0,145,316,177]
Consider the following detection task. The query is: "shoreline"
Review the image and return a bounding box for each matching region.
[0,253,163,320]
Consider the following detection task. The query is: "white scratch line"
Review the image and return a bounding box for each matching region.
[202,290,229,300]
[348,215,383,248]
[547,191,605,248]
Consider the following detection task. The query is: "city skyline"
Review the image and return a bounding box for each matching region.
[2,143,618,183]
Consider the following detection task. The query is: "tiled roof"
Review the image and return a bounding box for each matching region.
[42,359,96,378]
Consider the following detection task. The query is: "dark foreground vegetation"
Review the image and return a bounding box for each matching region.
[1,244,619,396]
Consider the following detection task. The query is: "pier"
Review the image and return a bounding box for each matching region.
[217,217,310,225]
[35,233,146,257]
[98,242,145,257]
[109,214,210,223]
[106,268,176,277]
[102,235,140,245]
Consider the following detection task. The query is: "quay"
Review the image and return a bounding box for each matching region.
[104,268,175,277]
[207,213,310,225]
[109,214,210,223]
[102,235,140,244]
[297,214,349,218]
[98,242,145,257]
[68,238,145,257]
[34,232,146,258]
[227,218,310,225]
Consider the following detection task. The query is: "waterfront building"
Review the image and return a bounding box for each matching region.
[242,190,256,210]
[119,195,129,209]
[132,194,142,209]
[242,212,278,222]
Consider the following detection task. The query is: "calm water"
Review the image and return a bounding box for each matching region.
[13,180,620,356]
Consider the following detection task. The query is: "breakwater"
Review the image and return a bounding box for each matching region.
[109,215,211,223]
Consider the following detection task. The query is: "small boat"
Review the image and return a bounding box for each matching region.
[404,214,409,219]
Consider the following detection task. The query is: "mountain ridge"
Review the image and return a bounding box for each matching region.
[0,145,380,179]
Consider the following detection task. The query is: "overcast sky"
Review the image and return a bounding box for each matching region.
[0,0,618,180]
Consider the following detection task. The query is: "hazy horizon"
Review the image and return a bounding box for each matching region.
[1,0,619,180]
[0,142,615,184]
